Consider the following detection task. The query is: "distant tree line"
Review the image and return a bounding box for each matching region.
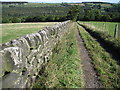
[2,15,68,23]
[78,9,114,21]
[68,4,120,22]
[2,3,120,23]
[2,11,119,23]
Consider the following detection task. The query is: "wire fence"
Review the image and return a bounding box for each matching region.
[80,21,120,41]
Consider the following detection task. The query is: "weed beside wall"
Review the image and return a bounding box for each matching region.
[0,20,71,88]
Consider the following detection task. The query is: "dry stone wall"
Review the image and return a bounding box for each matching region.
[0,20,71,88]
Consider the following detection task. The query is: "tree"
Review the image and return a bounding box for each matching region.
[84,10,91,20]
[61,2,69,6]
[102,15,112,21]
[84,10,95,21]
[67,5,79,21]
[94,9,102,21]
[11,17,21,23]
[2,17,11,23]
[77,8,85,20]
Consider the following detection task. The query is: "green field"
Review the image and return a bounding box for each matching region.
[2,3,70,18]
[1,22,56,43]
[80,21,119,37]
[77,23,120,88]
[2,3,61,7]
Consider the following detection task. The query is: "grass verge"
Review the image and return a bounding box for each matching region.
[78,22,120,55]
[77,23,120,88]
[80,21,118,37]
[32,23,85,88]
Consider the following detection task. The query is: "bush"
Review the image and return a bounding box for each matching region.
[46,16,55,21]
[2,17,12,23]
[102,15,112,21]
[11,17,21,23]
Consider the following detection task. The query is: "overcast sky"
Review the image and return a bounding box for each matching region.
[0,0,119,3]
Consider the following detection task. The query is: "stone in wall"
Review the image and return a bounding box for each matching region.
[0,20,71,88]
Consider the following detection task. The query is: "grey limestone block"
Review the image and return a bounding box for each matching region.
[1,47,23,75]
[24,33,42,50]
[0,20,71,88]
[10,37,30,57]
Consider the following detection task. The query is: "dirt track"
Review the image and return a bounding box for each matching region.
[76,25,102,88]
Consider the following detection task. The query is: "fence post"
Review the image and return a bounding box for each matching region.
[103,23,106,32]
[114,24,118,39]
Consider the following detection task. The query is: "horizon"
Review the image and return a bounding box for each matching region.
[0,0,119,3]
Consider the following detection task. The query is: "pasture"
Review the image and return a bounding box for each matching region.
[1,22,56,43]
[80,21,119,38]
